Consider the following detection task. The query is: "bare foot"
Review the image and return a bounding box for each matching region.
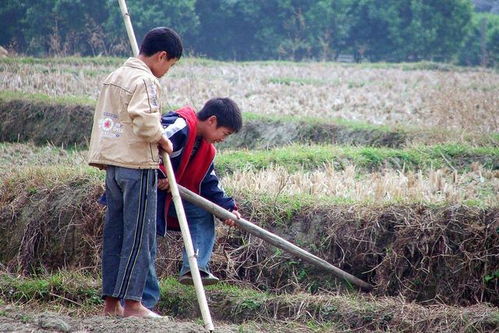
[123,300,162,318]
[103,297,124,316]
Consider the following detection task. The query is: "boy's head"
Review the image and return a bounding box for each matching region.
[139,27,183,78]
[197,98,243,144]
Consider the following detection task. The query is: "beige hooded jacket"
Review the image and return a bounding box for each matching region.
[88,57,164,169]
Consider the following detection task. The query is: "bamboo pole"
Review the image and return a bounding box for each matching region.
[117,0,139,56]
[178,185,373,291]
[117,0,215,330]
[162,154,215,331]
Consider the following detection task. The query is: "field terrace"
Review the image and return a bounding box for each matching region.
[0,57,497,332]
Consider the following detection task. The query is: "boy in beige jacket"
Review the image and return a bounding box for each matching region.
[88,27,182,318]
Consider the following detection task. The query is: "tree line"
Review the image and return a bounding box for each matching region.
[1,0,498,66]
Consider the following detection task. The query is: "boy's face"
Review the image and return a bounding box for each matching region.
[204,116,233,144]
[153,51,177,78]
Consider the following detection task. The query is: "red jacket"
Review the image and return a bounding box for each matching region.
[159,107,215,231]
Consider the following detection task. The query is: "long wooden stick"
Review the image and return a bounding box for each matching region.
[162,154,215,331]
[117,0,214,330]
[178,185,373,291]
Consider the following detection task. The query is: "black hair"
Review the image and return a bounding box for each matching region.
[197,98,243,133]
[139,27,183,60]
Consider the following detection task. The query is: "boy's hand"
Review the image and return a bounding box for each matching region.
[158,135,173,154]
[158,178,170,191]
[223,210,241,227]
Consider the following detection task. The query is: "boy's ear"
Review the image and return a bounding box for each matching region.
[207,115,218,127]
[155,50,169,61]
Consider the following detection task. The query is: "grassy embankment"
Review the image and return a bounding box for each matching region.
[0,271,497,332]
[0,145,497,307]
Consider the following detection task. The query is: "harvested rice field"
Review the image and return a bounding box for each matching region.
[0,57,497,332]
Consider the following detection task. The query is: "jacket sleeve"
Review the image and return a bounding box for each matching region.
[162,113,187,152]
[127,78,163,143]
[200,163,237,212]
[158,113,188,178]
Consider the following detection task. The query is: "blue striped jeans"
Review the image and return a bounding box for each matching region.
[102,166,157,302]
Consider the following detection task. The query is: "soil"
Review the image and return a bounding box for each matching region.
[0,305,242,333]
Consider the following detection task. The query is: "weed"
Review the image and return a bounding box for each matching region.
[238,298,262,311]
[484,270,499,283]
[19,314,32,323]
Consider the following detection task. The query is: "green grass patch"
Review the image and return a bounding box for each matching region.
[0,271,101,308]
[0,141,496,178]
[159,277,269,318]
[216,144,499,174]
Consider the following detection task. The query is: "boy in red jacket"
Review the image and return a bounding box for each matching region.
[142,97,242,309]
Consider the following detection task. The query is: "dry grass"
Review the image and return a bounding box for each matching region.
[224,163,499,206]
[0,143,87,176]
[213,202,498,306]
[0,142,497,206]
[1,59,497,135]
[0,61,106,99]
[1,142,496,206]
[223,293,499,332]
[422,73,499,134]
[0,166,104,274]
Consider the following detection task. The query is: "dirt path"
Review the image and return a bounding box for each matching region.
[0,305,242,333]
